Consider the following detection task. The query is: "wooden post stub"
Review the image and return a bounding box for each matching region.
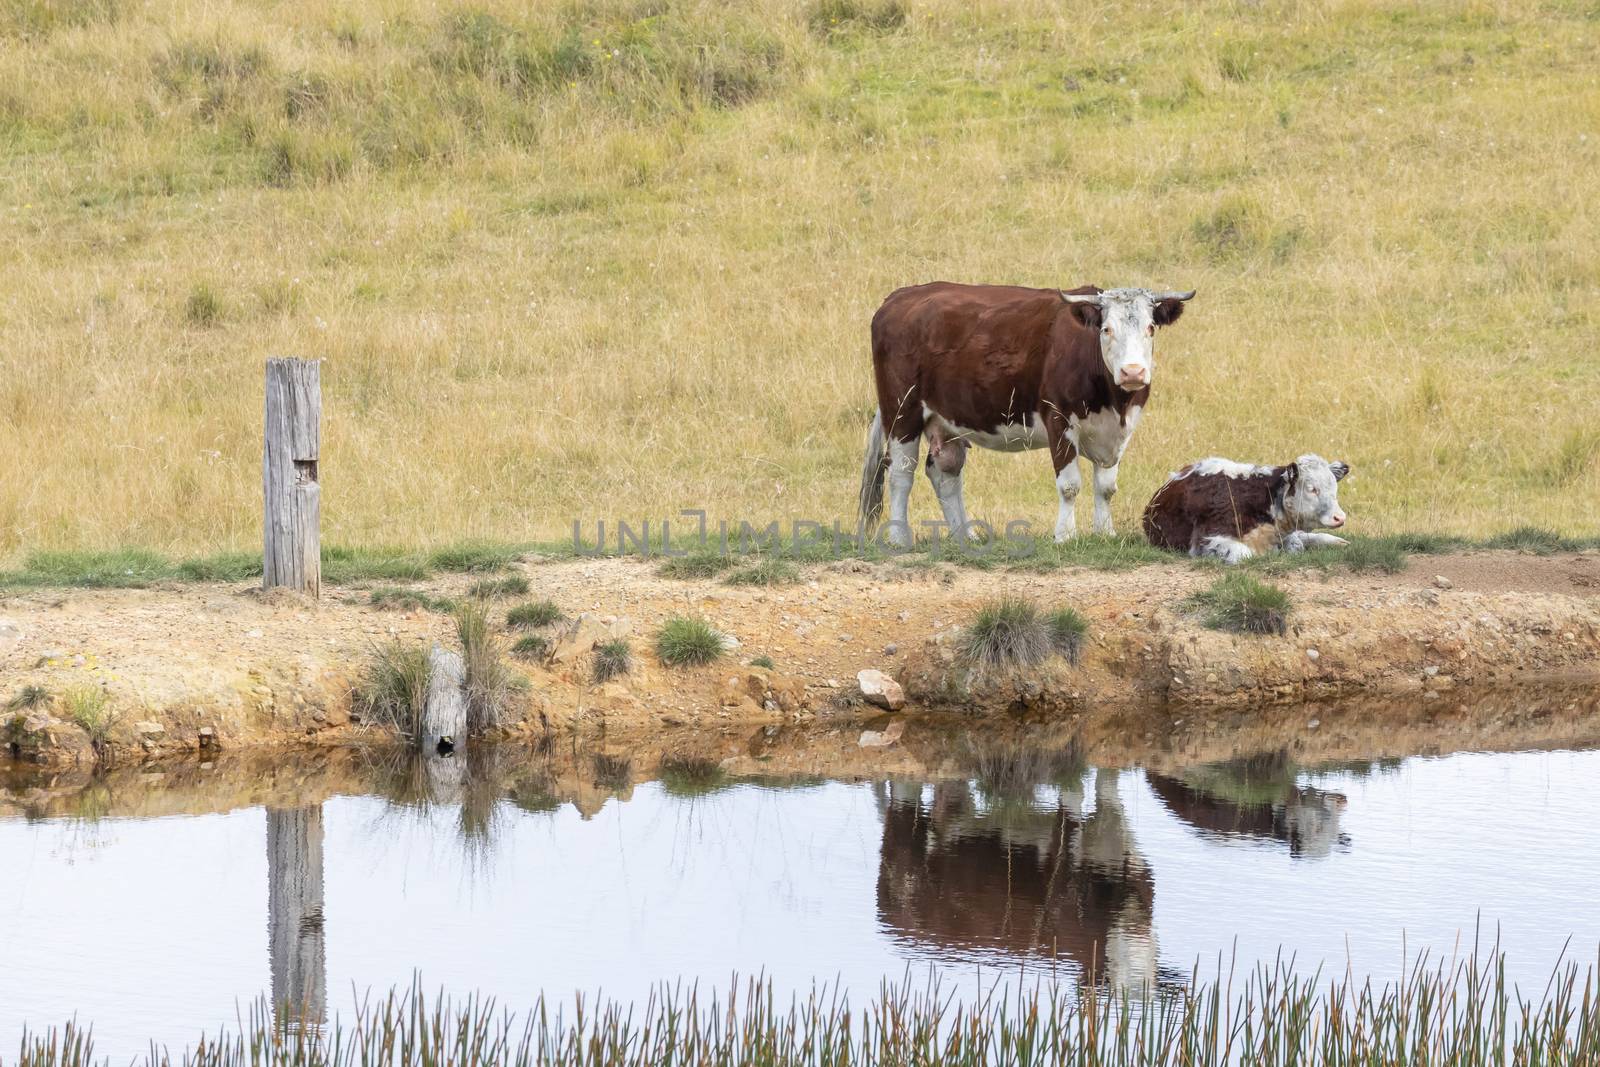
[263,358,321,597]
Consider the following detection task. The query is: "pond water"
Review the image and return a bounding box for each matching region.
[3,731,1599,1060]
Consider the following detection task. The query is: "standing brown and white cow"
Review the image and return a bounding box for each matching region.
[858,283,1195,546]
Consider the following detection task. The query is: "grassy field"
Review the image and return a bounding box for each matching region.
[4,0,1598,559]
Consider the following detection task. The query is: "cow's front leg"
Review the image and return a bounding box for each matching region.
[1192,535,1253,565]
[1053,457,1082,542]
[884,436,919,548]
[1092,463,1119,536]
[1284,530,1350,553]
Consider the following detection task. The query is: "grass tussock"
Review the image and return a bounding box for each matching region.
[961,597,1052,674]
[369,586,456,613]
[7,684,50,712]
[750,654,776,669]
[455,601,522,734]
[63,685,116,747]
[724,557,800,586]
[428,541,522,574]
[15,954,1600,1065]
[592,638,631,683]
[657,553,733,580]
[658,752,727,796]
[656,615,725,667]
[590,751,633,790]
[1189,572,1291,635]
[506,599,563,629]
[1044,607,1090,665]
[354,639,433,743]
[468,574,530,599]
[510,634,550,660]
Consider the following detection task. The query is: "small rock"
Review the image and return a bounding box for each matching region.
[1305,648,1320,662]
[133,720,165,738]
[883,643,898,656]
[1424,665,1440,677]
[246,629,263,638]
[1307,718,1320,730]
[857,669,905,711]
[0,619,21,656]
[838,634,852,643]
[858,721,906,748]
[1432,575,1453,590]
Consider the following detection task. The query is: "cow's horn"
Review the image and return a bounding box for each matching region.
[1150,289,1196,302]
[1060,291,1102,305]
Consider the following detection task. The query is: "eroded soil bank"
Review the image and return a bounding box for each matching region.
[2,550,1598,766]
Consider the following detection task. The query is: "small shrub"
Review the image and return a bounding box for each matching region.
[1045,607,1090,665]
[369,587,456,613]
[724,558,800,586]
[1189,573,1291,635]
[591,752,633,790]
[355,639,433,743]
[456,601,520,734]
[961,597,1052,673]
[184,283,223,326]
[657,615,725,667]
[64,686,116,747]
[658,552,731,580]
[7,685,49,712]
[750,655,776,670]
[507,599,563,629]
[469,574,530,599]
[593,639,631,683]
[511,634,550,660]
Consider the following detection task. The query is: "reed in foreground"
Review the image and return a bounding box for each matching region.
[13,950,1600,1066]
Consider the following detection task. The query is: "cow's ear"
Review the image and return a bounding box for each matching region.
[1278,462,1300,492]
[1067,301,1102,330]
[1330,461,1351,481]
[1153,298,1186,327]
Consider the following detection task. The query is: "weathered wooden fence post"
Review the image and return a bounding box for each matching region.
[263,358,321,597]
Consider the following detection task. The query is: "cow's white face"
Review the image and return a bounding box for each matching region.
[1064,287,1194,393]
[1282,454,1350,530]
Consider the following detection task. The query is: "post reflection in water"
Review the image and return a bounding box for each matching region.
[875,767,1165,991]
[265,804,327,1033]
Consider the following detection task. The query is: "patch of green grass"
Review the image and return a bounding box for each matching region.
[657,552,733,580]
[322,546,431,583]
[354,639,433,744]
[468,574,530,598]
[63,685,115,746]
[1249,536,1408,576]
[427,540,522,573]
[1482,526,1584,555]
[808,0,907,37]
[506,599,563,629]
[369,586,456,613]
[724,557,800,586]
[657,752,727,797]
[13,548,175,588]
[510,634,550,660]
[1005,535,1172,573]
[183,282,223,326]
[1044,607,1090,665]
[1188,572,1291,636]
[456,601,521,734]
[592,638,631,683]
[961,597,1053,673]
[7,685,50,712]
[750,655,776,670]
[175,551,263,582]
[656,615,725,667]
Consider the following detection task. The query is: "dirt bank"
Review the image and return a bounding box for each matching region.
[3,551,1598,766]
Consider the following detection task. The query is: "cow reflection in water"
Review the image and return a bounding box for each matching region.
[876,768,1165,991]
[1145,752,1350,859]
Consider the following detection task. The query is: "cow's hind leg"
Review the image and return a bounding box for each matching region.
[885,435,920,548]
[1192,535,1253,565]
[924,427,970,540]
[1092,463,1119,536]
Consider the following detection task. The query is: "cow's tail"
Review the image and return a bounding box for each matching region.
[857,409,889,537]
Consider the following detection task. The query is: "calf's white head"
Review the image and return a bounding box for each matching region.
[1063,287,1195,392]
[1278,454,1351,530]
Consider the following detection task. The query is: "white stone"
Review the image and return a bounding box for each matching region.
[857,669,905,711]
[1433,575,1453,590]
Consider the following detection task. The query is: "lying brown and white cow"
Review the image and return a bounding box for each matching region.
[858,283,1195,546]
[1141,455,1351,564]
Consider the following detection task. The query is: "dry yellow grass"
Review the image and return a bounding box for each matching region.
[3,0,1597,558]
